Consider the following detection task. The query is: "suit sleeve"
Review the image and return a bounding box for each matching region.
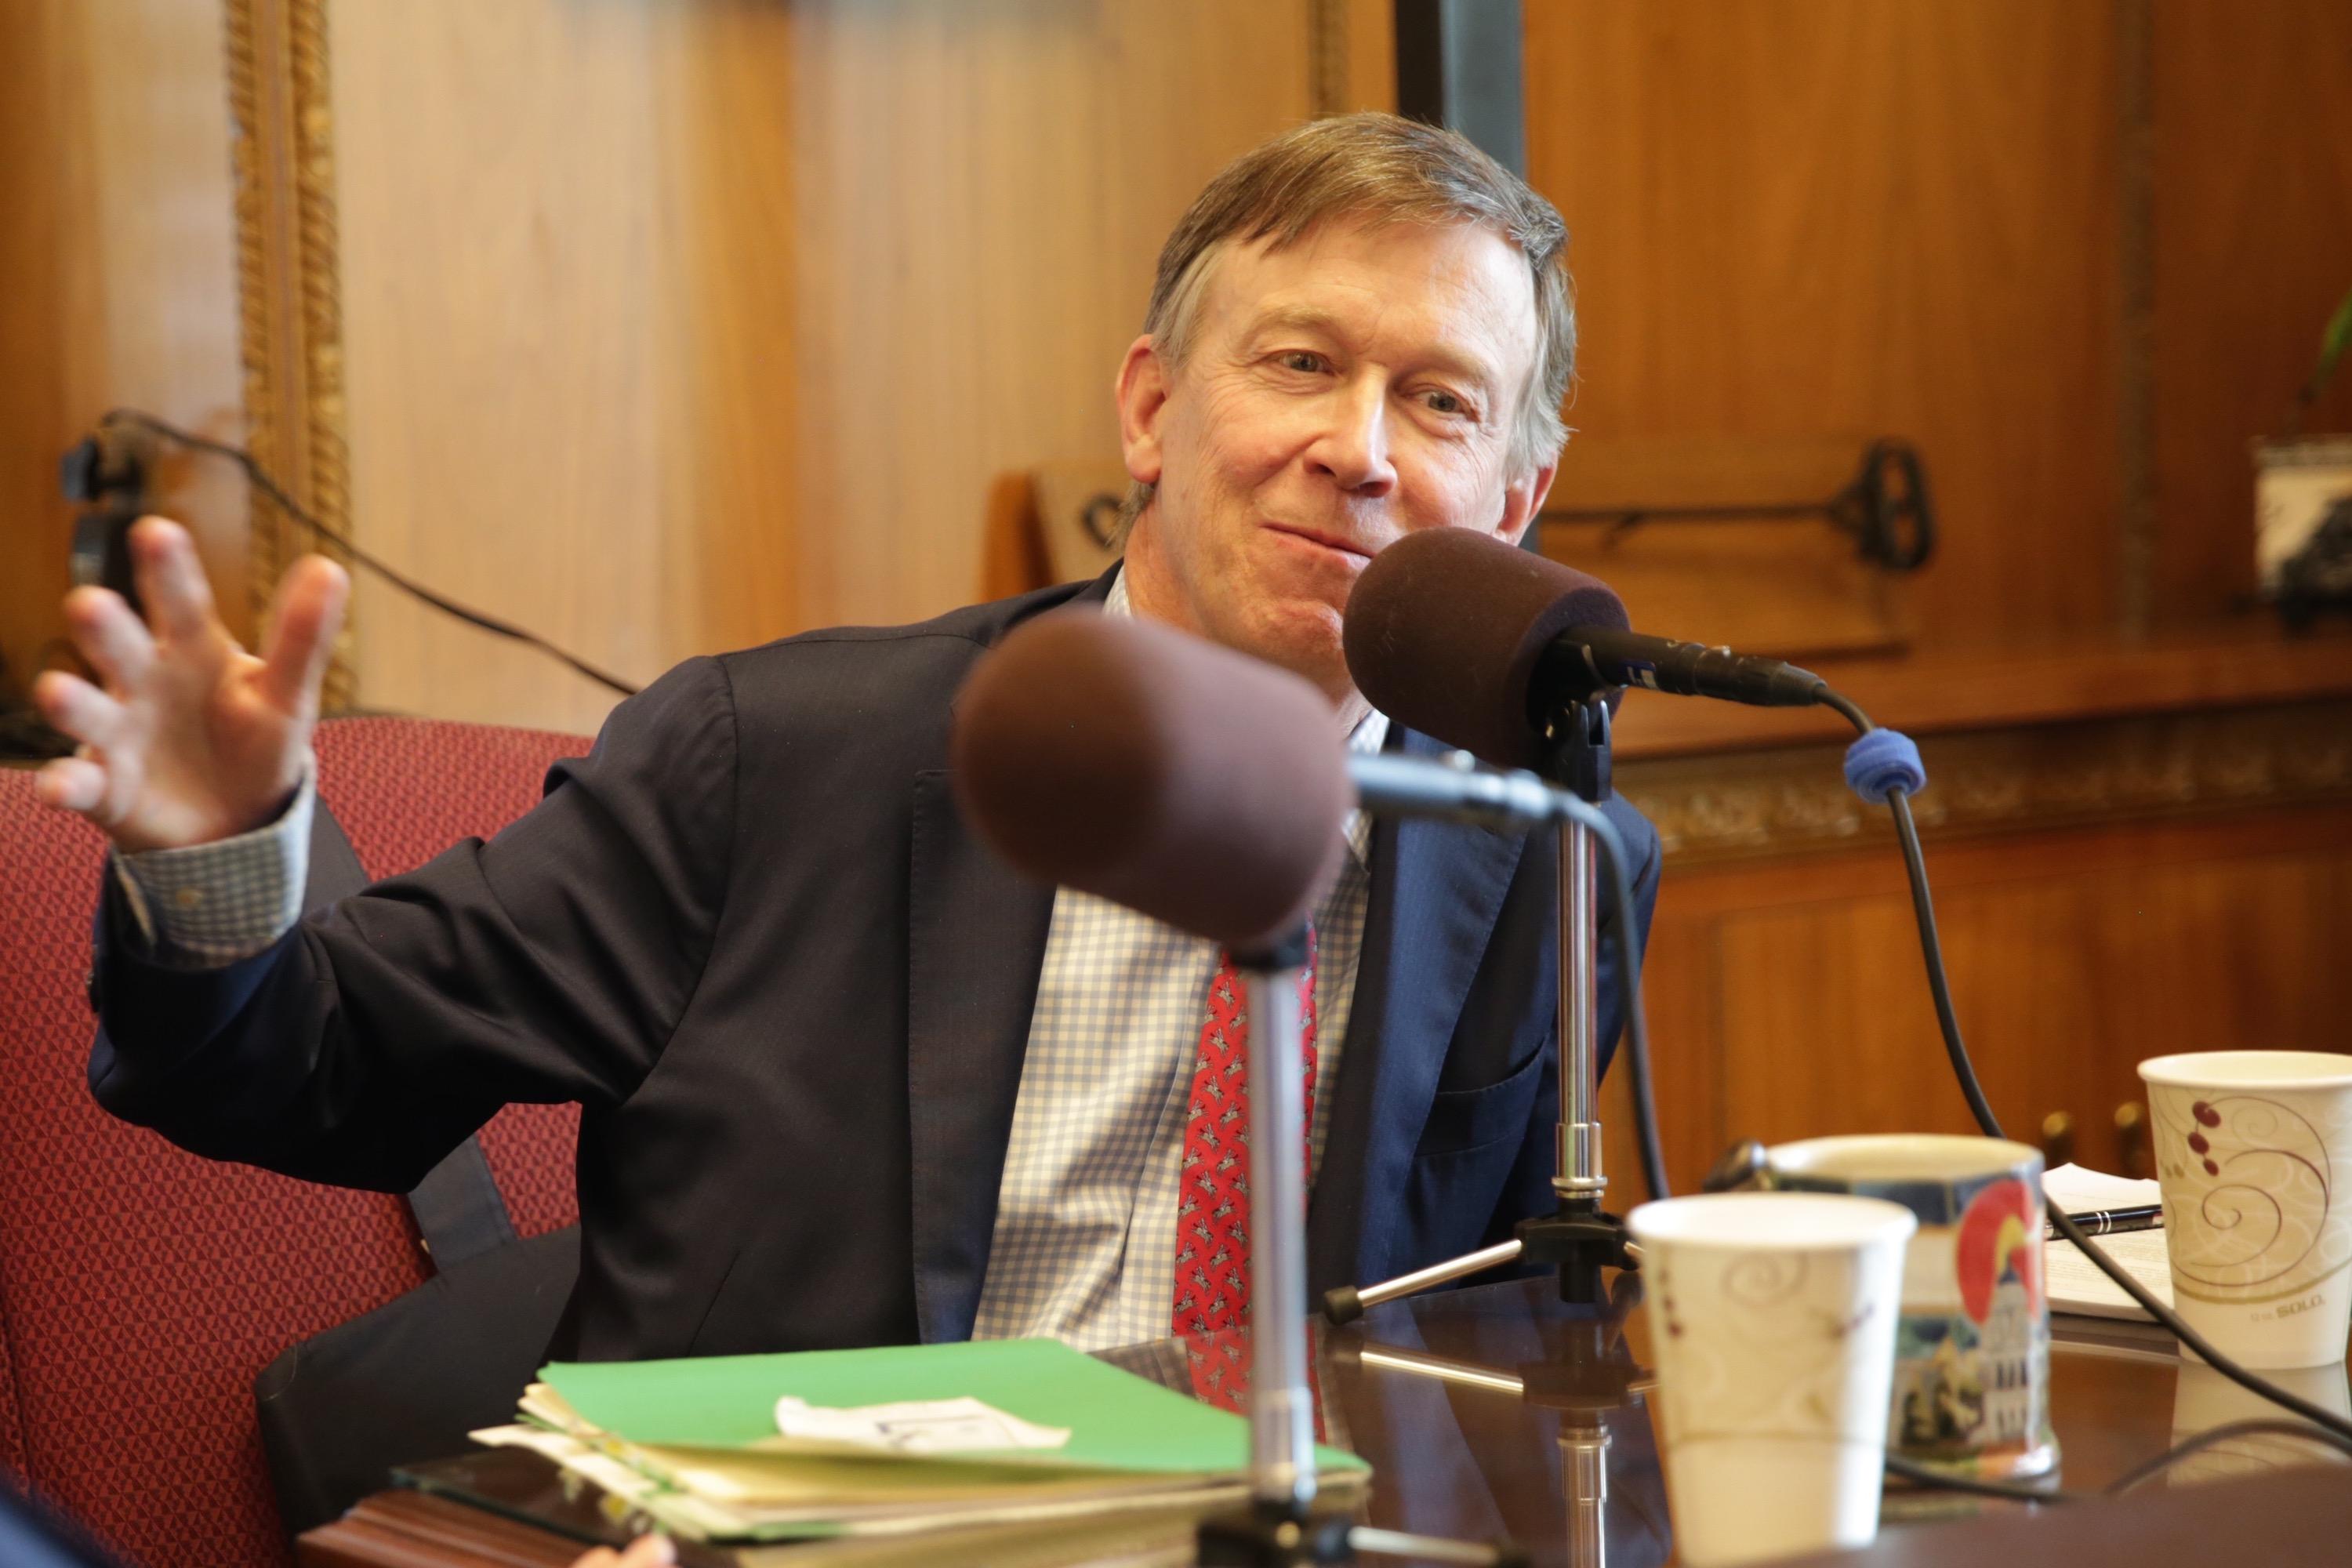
[1486,795,1663,1241]
[86,655,738,1192]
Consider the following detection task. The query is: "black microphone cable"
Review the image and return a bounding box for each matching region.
[96,410,642,699]
[1816,686,2352,1450]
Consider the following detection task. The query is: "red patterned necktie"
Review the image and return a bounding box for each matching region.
[1171,929,1319,1359]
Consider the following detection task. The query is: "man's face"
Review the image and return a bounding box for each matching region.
[1116,216,1555,702]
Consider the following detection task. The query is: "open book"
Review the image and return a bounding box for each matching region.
[2043,1163,2172,1323]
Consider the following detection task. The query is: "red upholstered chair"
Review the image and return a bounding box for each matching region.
[0,717,588,1568]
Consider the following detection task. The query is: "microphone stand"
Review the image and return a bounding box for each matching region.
[1325,698,1638,1322]
[1196,928,1524,1568]
[1329,1272,1656,1568]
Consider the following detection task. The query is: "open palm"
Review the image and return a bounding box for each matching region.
[34,517,347,853]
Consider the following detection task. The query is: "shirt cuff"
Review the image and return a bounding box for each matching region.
[111,759,318,967]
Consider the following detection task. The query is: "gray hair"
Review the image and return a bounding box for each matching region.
[1120,111,1575,536]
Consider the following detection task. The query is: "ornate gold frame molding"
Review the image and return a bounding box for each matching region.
[224,0,356,706]
[1620,701,2352,866]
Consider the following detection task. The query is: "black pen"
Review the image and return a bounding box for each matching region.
[2045,1203,2164,1239]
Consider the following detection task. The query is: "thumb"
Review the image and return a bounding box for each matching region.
[256,555,350,717]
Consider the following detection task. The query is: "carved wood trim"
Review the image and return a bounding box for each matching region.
[1620,700,2352,865]
[224,0,356,707]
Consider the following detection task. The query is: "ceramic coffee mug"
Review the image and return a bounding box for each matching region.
[1628,1192,1915,1568]
[1763,1134,2056,1479]
[2139,1051,2352,1370]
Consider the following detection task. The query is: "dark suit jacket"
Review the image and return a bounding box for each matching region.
[89,573,1657,1362]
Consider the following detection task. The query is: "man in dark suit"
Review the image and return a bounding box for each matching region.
[34,114,1655,1363]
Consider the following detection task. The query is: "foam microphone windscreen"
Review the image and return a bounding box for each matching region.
[1343,528,1630,771]
[949,611,1352,953]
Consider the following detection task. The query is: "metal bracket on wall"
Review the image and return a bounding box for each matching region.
[1544,438,1938,575]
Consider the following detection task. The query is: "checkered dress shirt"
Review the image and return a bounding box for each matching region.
[114,574,1385,1352]
[969,575,1384,1349]
[111,769,314,966]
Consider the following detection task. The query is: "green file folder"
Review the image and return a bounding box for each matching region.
[539,1337,1367,1477]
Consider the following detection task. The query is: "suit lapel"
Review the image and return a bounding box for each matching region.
[905,773,1057,1344]
[902,567,1116,1342]
[1308,728,1528,1291]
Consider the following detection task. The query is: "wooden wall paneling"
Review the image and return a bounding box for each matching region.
[1328,0,1398,118]
[655,2,804,683]
[1599,877,1725,1203]
[2149,0,2352,625]
[1711,870,2117,1151]
[786,0,1321,637]
[1613,804,2352,1193]
[1522,2,2125,649]
[0,0,71,702]
[0,0,246,706]
[327,0,1330,729]
[329,0,815,734]
[335,1,688,734]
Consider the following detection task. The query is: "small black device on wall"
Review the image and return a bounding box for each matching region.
[60,422,154,616]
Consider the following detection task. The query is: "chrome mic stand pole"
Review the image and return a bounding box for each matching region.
[1242,939,1316,1517]
[1526,695,1630,1308]
[1198,926,1351,1566]
[1324,698,1636,1323]
[1197,927,1523,1568]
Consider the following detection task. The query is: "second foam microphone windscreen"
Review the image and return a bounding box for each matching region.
[949,610,1352,953]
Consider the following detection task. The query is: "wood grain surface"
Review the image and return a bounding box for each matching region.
[1524,0,2125,648]
[326,0,1346,730]
[1603,803,2352,1194]
[0,0,246,704]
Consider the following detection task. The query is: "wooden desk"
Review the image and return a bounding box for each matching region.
[299,1275,2352,1566]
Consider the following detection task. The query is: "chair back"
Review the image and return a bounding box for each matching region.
[0,716,586,1567]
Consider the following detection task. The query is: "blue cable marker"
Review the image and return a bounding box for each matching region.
[1843,728,1926,804]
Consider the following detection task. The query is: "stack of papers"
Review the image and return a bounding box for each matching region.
[2043,1163,2172,1322]
[471,1338,1368,1552]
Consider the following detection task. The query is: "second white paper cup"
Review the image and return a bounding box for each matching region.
[1631,1192,1917,1568]
[2140,1051,2352,1370]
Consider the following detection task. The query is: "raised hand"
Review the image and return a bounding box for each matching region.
[567,1536,676,1568]
[32,516,348,853]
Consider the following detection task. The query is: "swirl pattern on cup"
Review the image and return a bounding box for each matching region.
[2153,1088,2348,1301]
[1723,1252,1809,1313]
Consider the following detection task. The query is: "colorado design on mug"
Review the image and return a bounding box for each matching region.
[1763,1134,2056,1478]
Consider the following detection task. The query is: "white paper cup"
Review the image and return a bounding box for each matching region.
[2140,1051,2352,1370]
[2168,1360,2352,1487]
[1630,1192,1917,1568]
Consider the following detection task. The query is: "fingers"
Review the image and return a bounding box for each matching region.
[34,756,107,815]
[565,1537,674,1568]
[32,670,128,751]
[62,586,158,691]
[256,554,350,717]
[129,516,220,644]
